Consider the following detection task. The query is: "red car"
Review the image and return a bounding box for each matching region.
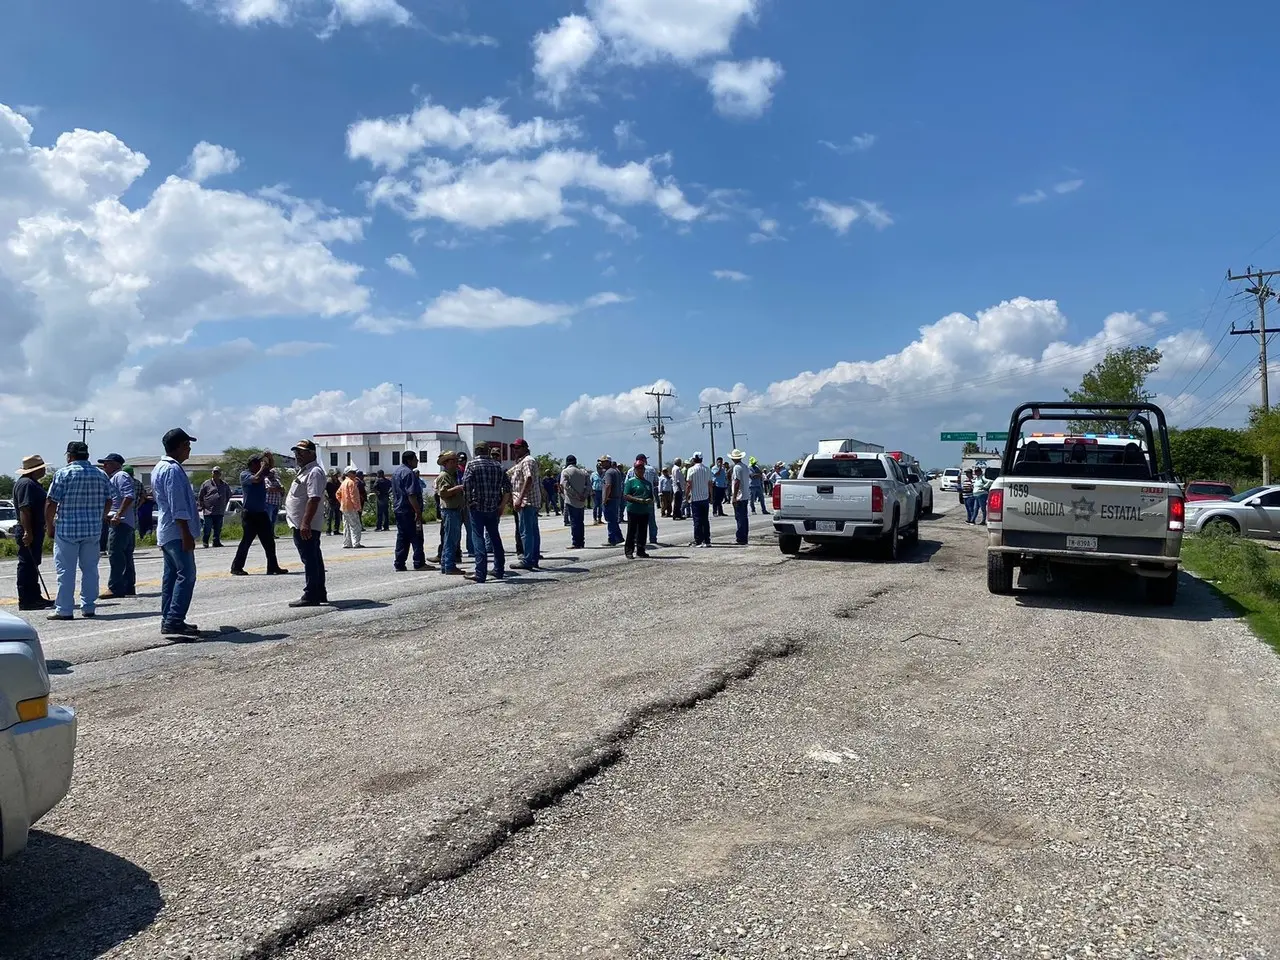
[1185,480,1235,502]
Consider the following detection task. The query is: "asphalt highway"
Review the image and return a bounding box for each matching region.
[2,491,1278,960]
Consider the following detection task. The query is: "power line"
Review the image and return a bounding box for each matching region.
[716,401,740,449]
[645,387,675,472]
[700,405,724,463]
[73,417,94,445]
[1227,265,1280,481]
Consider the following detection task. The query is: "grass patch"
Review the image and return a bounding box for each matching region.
[1181,529,1280,654]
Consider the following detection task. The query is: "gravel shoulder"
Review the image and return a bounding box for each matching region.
[281,511,1280,960]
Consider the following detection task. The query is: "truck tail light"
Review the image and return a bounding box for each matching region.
[987,488,1003,522]
[871,484,883,513]
[771,483,782,511]
[1168,495,1185,531]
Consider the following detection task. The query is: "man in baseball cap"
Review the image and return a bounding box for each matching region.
[97,453,137,600]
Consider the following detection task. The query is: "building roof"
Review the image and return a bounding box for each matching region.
[313,415,522,439]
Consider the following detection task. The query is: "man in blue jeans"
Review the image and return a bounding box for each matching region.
[509,438,542,571]
[462,442,511,583]
[151,428,201,635]
[559,454,590,549]
[434,450,466,576]
[44,440,112,621]
[98,452,137,598]
[601,456,625,546]
[285,439,329,607]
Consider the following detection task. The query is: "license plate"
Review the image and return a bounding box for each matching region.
[815,521,838,532]
[1066,536,1097,551]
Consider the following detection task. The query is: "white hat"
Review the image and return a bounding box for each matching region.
[344,465,357,475]
[730,449,745,460]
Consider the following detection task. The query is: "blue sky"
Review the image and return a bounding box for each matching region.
[1,0,1277,469]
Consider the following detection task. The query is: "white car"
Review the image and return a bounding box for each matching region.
[0,611,77,859]
[0,500,19,539]
[940,469,961,492]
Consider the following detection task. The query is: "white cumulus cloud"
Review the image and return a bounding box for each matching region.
[531,0,776,116]
[712,269,749,282]
[805,197,893,235]
[185,141,242,183]
[385,253,416,276]
[708,58,784,118]
[178,0,410,29]
[0,101,368,409]
[347,99,580,172]
[533,14,604,106]
[357,285,627,334]
[819,133,876,155]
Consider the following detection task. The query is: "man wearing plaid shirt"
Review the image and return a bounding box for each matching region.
[462,442,511,583]
[509,438,542,571]
[44,440,112,620]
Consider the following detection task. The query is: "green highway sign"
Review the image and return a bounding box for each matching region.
[985,431,1010,442]
[940,432,979,442]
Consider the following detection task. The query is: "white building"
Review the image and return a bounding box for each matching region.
[313,415,525,478]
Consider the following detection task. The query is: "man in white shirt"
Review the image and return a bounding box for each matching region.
[685,453,712,547]
[729,449,751,545]
[286,439,328,607]
[670,457,686,519]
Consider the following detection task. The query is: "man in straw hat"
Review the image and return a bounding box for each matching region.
[13,454,53,611]
[729,448,751,546]
[435,450,466,576]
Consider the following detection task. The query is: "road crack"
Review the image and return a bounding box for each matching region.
[240,636,802,960]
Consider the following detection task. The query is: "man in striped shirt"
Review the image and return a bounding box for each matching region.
[685,452,712,547]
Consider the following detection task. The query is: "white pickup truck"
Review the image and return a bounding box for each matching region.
[771,451,920,560]
[985,402,1185,604]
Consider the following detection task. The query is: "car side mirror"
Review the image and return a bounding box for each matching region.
[1248,497,1263,506]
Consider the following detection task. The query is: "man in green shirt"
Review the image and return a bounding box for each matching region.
[623,457,654,559]
[435,451,466,575]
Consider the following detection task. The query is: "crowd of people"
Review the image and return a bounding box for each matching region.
[11,432,780,636]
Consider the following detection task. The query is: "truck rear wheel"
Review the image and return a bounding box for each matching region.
[1146,571,1178,605]
[778,534,801,555]
[987,552,1014,594]
[878,514,899,562]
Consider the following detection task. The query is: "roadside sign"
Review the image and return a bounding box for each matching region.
[940,431,979,442]
[985,431,1010,442]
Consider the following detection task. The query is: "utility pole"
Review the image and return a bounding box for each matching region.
[645,387,675,472]
[717,401,740,449]
[1228,266,1280,483]
[73,417,94,445]
[700,405,723,463]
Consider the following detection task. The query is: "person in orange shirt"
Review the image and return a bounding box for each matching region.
[337,466,365,549]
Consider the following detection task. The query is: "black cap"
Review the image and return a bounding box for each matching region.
[97,453,125,465]
[565,454,577,465]
[635,453,648,462]
[163,428,197,451]
[291,439,316,453]
[66,440,89,458]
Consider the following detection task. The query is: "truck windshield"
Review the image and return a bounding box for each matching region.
[1009,441,1153,481]
[802,459,887,480]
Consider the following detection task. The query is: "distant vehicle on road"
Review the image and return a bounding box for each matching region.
[1184,481,1235,502]
[985,403,1184,604]
[0,612,77,859]
[771,451,919,560]
[1185,485,1280,538]
[816,438,885,454]
[940,468,961,491]
[0,500,18,539]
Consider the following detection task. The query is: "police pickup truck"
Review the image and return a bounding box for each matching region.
[985,402,1184,604]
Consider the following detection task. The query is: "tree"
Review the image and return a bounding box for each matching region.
[0,475,13,499]
[1064,346,1162,434]
[1169,426,1259,485]
[1244,407,1280,478]
[535,453,563,478]
[961,441,980,456]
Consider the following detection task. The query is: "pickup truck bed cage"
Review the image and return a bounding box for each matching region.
[1000,402,1177,483]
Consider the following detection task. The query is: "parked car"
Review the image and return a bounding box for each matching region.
[0,611,77,859]
[1185,485,1280,538]
[1184,480,1235,502]
[771,450,920,560]
[0,500,19,539]
[985,403,1185,604]
[940,468,961,491]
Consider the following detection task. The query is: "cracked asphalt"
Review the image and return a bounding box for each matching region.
[3,491,1279,960]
